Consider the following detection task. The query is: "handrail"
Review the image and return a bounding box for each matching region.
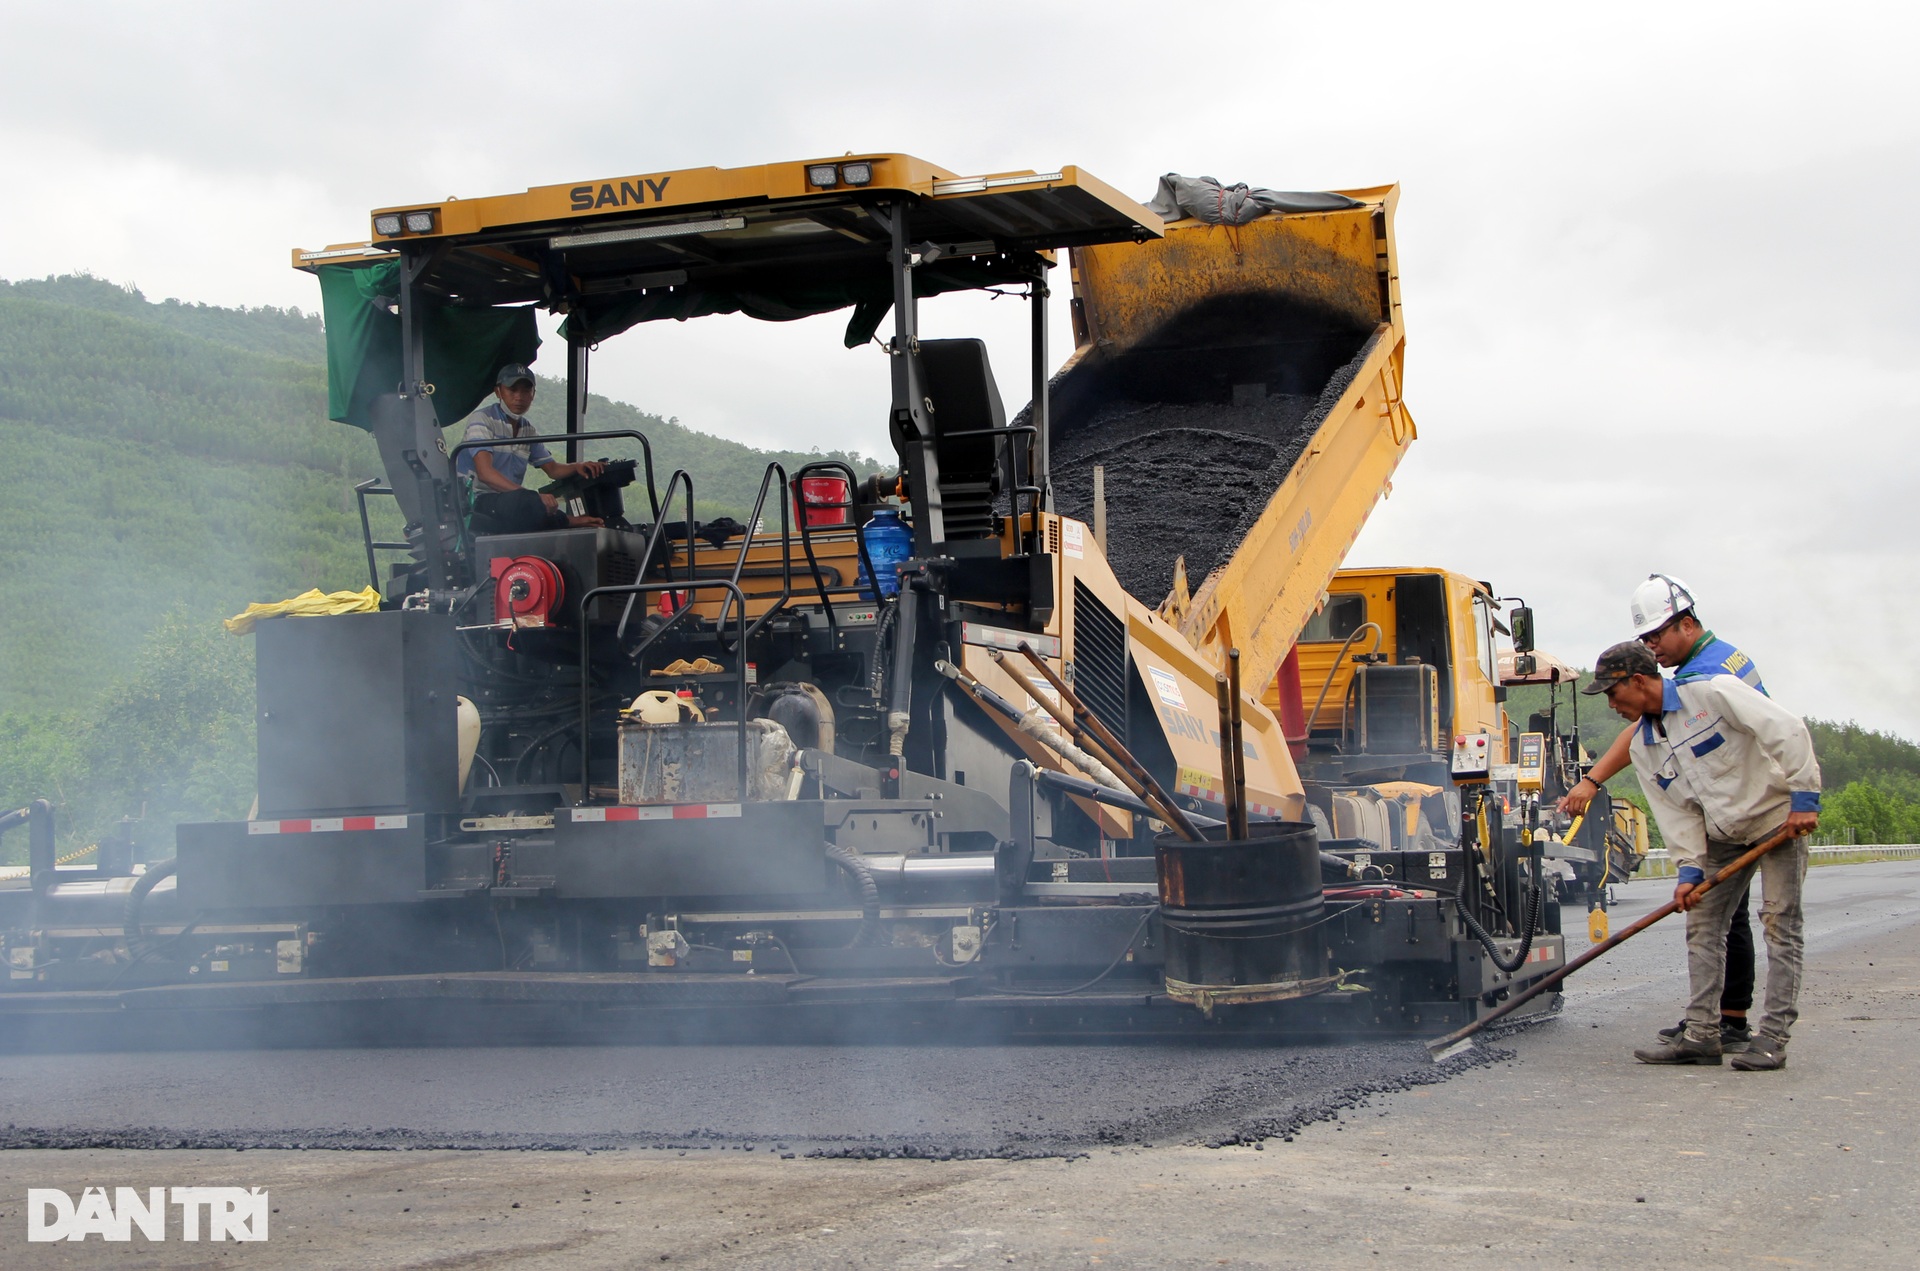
[717,462,794,651]
[615,468,695,645]
[578,579,751,802]
[935,422,1042,557]
[352,479,410,591]
[791,460,884,638]
[941,424,1037,440]
[449,428,661,525]
[0,800,55,893]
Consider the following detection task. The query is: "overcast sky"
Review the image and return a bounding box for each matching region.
[5,1,1915,735]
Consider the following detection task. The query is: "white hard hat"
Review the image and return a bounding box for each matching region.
[1628,574,1698,637]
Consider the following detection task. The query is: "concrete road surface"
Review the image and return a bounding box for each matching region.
[3,861,1916,1267]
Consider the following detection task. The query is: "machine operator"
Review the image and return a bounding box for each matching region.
[458,364,605,535]
[1582,641,1819,1071]
[1561,575,1765,1053]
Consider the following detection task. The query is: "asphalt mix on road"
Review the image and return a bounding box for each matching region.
[3,860,1917,1268]
[0,1032,1505,1159]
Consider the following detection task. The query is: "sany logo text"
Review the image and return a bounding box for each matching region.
[27,1186,269,1242]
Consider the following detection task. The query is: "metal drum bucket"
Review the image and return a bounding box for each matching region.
[1155,820,1332,1015]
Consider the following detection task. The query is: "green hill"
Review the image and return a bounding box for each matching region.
[0,278,376,717]
[0,273,872,856]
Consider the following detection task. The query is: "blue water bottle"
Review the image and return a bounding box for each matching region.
[858,508,913,599]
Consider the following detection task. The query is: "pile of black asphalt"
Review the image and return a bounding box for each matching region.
[0,1034,1506,1161]
[1040,302,1377,604]
[1049,394,1323,604]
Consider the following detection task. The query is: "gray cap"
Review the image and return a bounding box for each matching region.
[495,363,535,388]
[1581,641,1659,695]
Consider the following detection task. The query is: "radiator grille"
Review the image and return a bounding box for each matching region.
[1071,579,1128,743]
[602,550,640,587]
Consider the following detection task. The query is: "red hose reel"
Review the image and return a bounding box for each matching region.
[491,556,565,628]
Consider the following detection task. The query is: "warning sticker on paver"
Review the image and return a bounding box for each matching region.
[1061,520,1084,559]
[1147,666,1186,709]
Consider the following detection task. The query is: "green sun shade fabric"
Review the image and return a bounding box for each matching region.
[317,262,541,430]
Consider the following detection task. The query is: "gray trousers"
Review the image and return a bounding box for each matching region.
[1684,830,1807,1045]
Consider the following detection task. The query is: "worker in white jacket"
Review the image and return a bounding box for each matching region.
[1582,641,1821,1071]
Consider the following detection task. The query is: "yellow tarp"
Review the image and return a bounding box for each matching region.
[224,586,382,635]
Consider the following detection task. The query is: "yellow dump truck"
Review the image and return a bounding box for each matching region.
[1292,566,1504,761]
[1284,566,1650,910]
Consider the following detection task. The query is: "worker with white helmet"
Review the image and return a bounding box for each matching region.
[1629,573,1764,692]
[1560,575,1766,1052]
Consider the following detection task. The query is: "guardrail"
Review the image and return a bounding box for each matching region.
[1637,844,1920,878]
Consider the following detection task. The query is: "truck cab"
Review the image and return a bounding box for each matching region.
[1288,567,1508,786]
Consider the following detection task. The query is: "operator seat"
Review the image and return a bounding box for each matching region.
[917,338,1015,541]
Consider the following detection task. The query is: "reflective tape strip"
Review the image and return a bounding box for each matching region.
[248,815,408,835]
[571,804,743,822]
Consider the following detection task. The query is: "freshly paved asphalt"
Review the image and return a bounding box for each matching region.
[4,861,1915,1266]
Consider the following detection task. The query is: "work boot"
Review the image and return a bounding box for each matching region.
[1730,1034,1787,1071]
[1657,1018,1751,1052]
[1633,1034,1723,1065]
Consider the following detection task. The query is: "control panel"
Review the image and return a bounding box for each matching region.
[1515,732,1546,791]
[1451,731,1494,780]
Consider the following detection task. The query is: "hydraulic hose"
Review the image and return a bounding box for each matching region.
[825,844,881,947]
[1303,621,1383,741]
[994,906,1160,997]
[867,599,898,700]
[1453,873,1545,974]
[123,857,177,944]
[511,693,616,783]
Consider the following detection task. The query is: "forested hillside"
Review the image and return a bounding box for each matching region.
[0,273,870,856]
[1803,719,1920,844]
[0,277,379,718]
